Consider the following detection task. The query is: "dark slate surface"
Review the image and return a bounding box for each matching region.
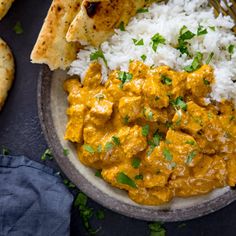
[0,1,236,235]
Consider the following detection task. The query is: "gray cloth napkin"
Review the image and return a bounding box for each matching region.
[0,155,73,236]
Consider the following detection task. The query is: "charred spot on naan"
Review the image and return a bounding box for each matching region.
[66,0,153,46]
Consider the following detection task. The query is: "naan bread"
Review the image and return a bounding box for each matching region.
[0,0,14,20]
[0,38,14,110]
[31,0,82,70]
[66,0,160,47]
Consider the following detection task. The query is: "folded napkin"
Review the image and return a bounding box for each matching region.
[0,155,73,236]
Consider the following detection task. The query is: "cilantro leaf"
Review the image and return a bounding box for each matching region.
[90,50,108,66]
[41,149,53,161]
[171,96,187,111]
[135,174,143,180]
[132,157,141,169]
[149,222,166,236]
[96,210,105,220]
[13,21,23,34]
[228,44,235,54]
[95,170,102,178]
[163,148,173,161]
[105,142,113,152]
[112,136,120,145]
[116,172,137,188]
[119,21,125,31]
[118,71,133,88]
[197,25,208,36]
[83,144,95,154]
[132,38,144,46]
[206,52,214,64]
[186,151,197,164]
[184,52,203,72]
[142,124,150,137]
[137,8,149,13]
[151,33,166,52]
[63,148,69,156]
[161,75,172,85]
[141,54,147,61]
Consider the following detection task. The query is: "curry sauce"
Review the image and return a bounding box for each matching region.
[64,61,236,205]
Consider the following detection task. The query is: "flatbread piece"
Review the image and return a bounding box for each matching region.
[0,38,14,110]
[0,0,14,20]
[66,0,162,47]
[31,0,82,70]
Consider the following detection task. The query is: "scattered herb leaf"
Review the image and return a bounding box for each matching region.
[171,96,187,111]
[13,21,23,34]
[185,140,195,145]
[116,172,137,188]
[119,21,125,31]
[41,149,53,161]
[142,124,150,137]
[184,52,203,72]
[151,33,166,52]
[118,71,133,88]
[132,38,144,46]
[163,148,173,161]
[135,174,143,180]
[206,52,214,64]
[95,170,102,178]
[83,144,95,154]
[197,25,208,36]
[203,78,210,85]
[141,54,147,61]
[96,210,105,220]
[2,147,9,155]
[186,151,197,164]
[123,115,130,124]
[97,144,102,153]
[63,148,69,156]
[228,44,235,54]
[105,142,113,152]
[161,75,172,85]
[209,26,216,31]
[149,222,166,236]
[112,136,120,145]
[90,50,108,66]
[132,157,141,169]
[137,8,149,13]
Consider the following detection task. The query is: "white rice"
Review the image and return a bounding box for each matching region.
[69,0,236,104]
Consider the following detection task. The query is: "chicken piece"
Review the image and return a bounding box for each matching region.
[88,99,113,126]
[119,125,147,158]
[143,69,169,109]
[165,129,201,167]
[187,64,214,98]
[129,186,173,205]
[64,104,86,143]
[118,96,142,122]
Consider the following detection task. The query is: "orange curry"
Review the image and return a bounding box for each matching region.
[64,61,236,205]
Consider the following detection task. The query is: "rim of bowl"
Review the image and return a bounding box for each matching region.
[37,65,236,222]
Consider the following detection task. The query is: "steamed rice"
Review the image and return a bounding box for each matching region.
[69,0,236,104]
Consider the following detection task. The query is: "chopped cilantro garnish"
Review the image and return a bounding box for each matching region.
[116,172,137,188]
[179,26,195,40]
[185,140,195,145]
[141,54,147,61]
[63,148,69,156]
[230,115,235,121]
[118,71,133,88]
[132,157,141,169]
[105,142,113,152]
[209,26,216,31]
[163,148,173,161]
[206,52,214,64]
[13,21,23,34]
[142,124,150,137]
[132,38,144,46]
[83,144,95,154]
[176,110,182,125]
[90,49,108,66]
[228,44,235,54]
[147,133,161,156]
[148,111,153,120]
[178,223,187,228]
[123,115,130,124]
[149,222,166,236]
[112,136,120,145]
[97,144,102,153]
[74,192,87,207]
[135,174,143,180]
[184,52,203,72]
[96,210,105,220]
[95,170,102,178]
[41,148,53,161]
[197,25,208,36]
[161,75,172,85]
[119,21,125,31]
[2,147,9,155]
[203,78,210,85]
[151,33,166,52]
[177,26,195,56]
[63,179,76,188]
[186,151,197,164]
[137,8,149,13]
